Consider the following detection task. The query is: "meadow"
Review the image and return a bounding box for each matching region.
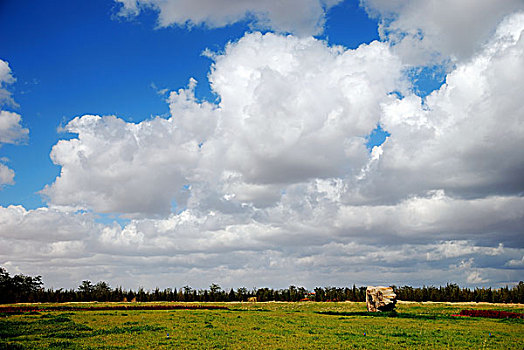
[1,301,522,349]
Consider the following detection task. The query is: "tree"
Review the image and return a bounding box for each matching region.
[93,281,111,301]
[209,283,221,301]
[0,267,12,303]
[182,285,193,301]
[78,280,94,293]
[0,267,43,303]
[78,280,94,301]
[237,287,248,301]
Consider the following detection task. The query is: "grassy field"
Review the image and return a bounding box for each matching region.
[1,301,522,349]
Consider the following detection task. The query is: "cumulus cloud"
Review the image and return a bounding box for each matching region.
[41,113,204,216]
[115,0,343,36]
[0,60,27,145]
[0,111,28,145]
[0,60,28,188]
[0,59,17,107]
[206,34,403,181]
[361,0,524,64]
[0,205,97,242]
[0,163,15,187]
[43,33,404,216]
[3,9,524,289]
[356,12,524,202]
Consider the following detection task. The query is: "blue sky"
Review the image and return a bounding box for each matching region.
[0,0,382,209]
[0,0,242,208]
[1,0,523,289]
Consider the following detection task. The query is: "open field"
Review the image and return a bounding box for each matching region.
[1,301,523,349]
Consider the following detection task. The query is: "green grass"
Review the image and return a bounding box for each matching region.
[0,301,522,349]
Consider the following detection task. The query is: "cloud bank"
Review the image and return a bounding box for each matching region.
[361,0,524,64]
[115,0,343,36]
[2,7,523,289]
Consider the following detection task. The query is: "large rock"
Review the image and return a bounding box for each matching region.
[366,286,397,312]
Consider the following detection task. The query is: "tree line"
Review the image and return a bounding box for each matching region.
[1,267,523,304]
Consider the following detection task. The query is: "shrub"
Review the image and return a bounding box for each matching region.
[457,309,523,319]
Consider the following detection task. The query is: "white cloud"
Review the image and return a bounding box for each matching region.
[1,197,522,288]
[336,192,524,245]
[42,113,205,216]
[203,33,404,185]
[453,258,489,284]
[0,60,28,189]
[0,163,15,187]
[0,60,27,145]
[0,111,28,145]
[466,271,488,284]
[43,33,404,216]
[506,256,524,267]
[115,0,343,36]
[0,59,17,107]
[361,0,524,64]
[357,12,524,201]
[0,205,97,241]
[3,9,524,289]
[426,241,504,261]
[0,60,15,84]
